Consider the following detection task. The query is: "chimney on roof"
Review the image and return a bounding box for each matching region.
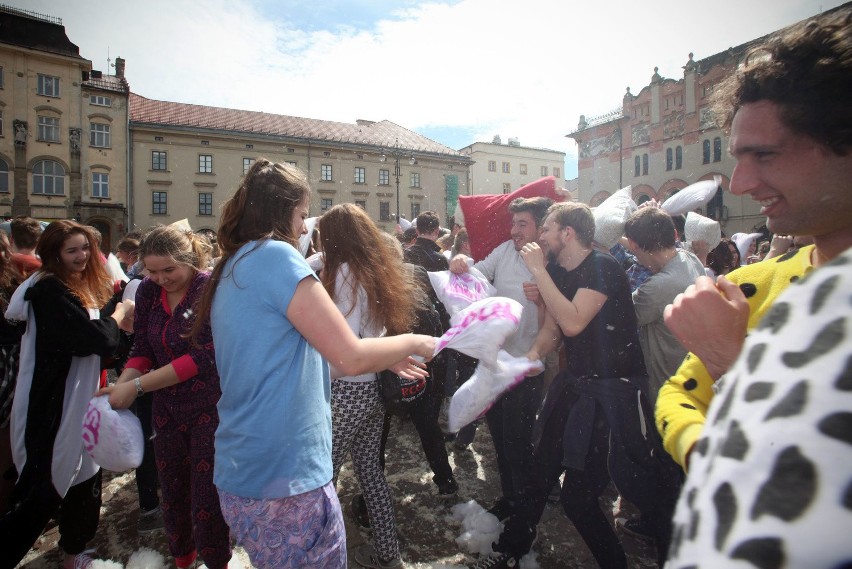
[91,70,102,79]
[115,57,125,78]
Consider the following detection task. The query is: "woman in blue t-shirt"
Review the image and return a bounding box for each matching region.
[194,159,435,569]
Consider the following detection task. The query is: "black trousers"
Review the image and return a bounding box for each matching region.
[498,373,681,568]
[485,372,544,507]
[407,353,454,486]
[0,469,102,569]
[131,392,159,512]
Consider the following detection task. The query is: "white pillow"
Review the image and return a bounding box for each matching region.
[593,186,636,249]
[661,176,722,216]
[684,212,722,250]
[82,395,144,472]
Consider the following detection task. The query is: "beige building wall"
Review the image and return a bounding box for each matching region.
[459,141,566,196]
[130,125,470,233]
[0,8,128,250]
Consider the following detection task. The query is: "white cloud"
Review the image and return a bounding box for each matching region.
[18,0,843,177]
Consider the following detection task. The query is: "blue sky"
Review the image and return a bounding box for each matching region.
[14,0,845,180]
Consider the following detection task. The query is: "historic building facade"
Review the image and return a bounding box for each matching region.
[563,3,851,236]
[459,138,566,196]
[0,5,129,250]
[129,96,471,233]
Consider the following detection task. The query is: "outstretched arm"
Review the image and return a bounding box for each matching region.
[288,277,435,377]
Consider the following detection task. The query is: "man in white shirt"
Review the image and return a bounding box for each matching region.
[449,196,552,522]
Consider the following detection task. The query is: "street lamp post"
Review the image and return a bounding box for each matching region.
[380,138,416,229]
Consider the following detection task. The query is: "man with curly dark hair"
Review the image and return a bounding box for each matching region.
[657,5,852,473]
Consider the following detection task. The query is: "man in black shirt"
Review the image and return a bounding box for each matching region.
[473,203,679,569]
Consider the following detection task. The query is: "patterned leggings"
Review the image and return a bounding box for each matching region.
[331,380,400,561]
[218,482,347,569]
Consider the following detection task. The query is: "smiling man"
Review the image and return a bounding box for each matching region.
[449,196,552,524]
[655,7,852,472]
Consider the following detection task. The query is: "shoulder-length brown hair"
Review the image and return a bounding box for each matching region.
[193,158,311,340]
[319,203,417,336]
[37,220,113,308]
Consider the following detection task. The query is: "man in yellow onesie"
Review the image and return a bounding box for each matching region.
[655,8,852,471]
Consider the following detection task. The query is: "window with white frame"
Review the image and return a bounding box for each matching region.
[520,164,527,175]
[89,95,112,106]
[90,123,111,147]
[554,167,561,178]
[0,159,8,193]
[37,116,60,142]
[33,160,65,195]
[199,192,213,215]
[243,157,255,174]
[410,172,420,188]
[488,161,496,172]
[37,74,60,97]
[355,200,366,210]
[321,164,332,181]
[502,183,511,194]
[92,172,109,198]
[321,198,333,212]
[354,167,365,184]
[541,166,548,176]
[411,203,421,219]
[501,162,510,174]
[199,154,213,173]
[379,169,389,185]
[152,191,167,214]
[152,151,167,171]
[379,201,390,221]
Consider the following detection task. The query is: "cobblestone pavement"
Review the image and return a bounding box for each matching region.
[18,415,658,568]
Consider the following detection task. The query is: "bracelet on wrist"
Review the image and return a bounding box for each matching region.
[134,376,145,397]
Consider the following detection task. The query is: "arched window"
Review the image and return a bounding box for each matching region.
[713,137,722,162]
[702,139,711,164]
[666,148,673,171]
[634,156,641,177]
[0,159,8,193]
[675,146,683,169]
[33,160,65,195]
[642,153,649,175]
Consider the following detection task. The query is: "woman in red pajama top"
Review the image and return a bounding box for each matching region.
[99,225,231,569]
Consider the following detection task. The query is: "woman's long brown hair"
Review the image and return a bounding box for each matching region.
[192,158,310,341]
[36,220,113,308]
[319,203,417,336]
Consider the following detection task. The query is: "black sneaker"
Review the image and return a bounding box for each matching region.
[470,552,518,568]
[437,478,459,499]
[137,506,164,534]
[616,516,655,541]
[350,493,371,528]
[487,498,514,522]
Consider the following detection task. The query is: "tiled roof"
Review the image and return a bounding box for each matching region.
[83,75,129,95]
[129,93,466,158]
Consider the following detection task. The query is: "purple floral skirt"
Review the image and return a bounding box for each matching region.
[217,482,346,569]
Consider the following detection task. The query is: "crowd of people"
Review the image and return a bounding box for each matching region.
[0,8,850,569]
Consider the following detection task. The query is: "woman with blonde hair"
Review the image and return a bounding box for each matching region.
[98,225,231,569]
[319,203,421,568]
[0,220,133,569]
[194,159,434,569]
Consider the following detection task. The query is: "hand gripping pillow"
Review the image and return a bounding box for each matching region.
[593,186,637,249]
[434,297,522,364]
[82,395,144,472]
[428,268,496,317]
[447,350,543,432]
